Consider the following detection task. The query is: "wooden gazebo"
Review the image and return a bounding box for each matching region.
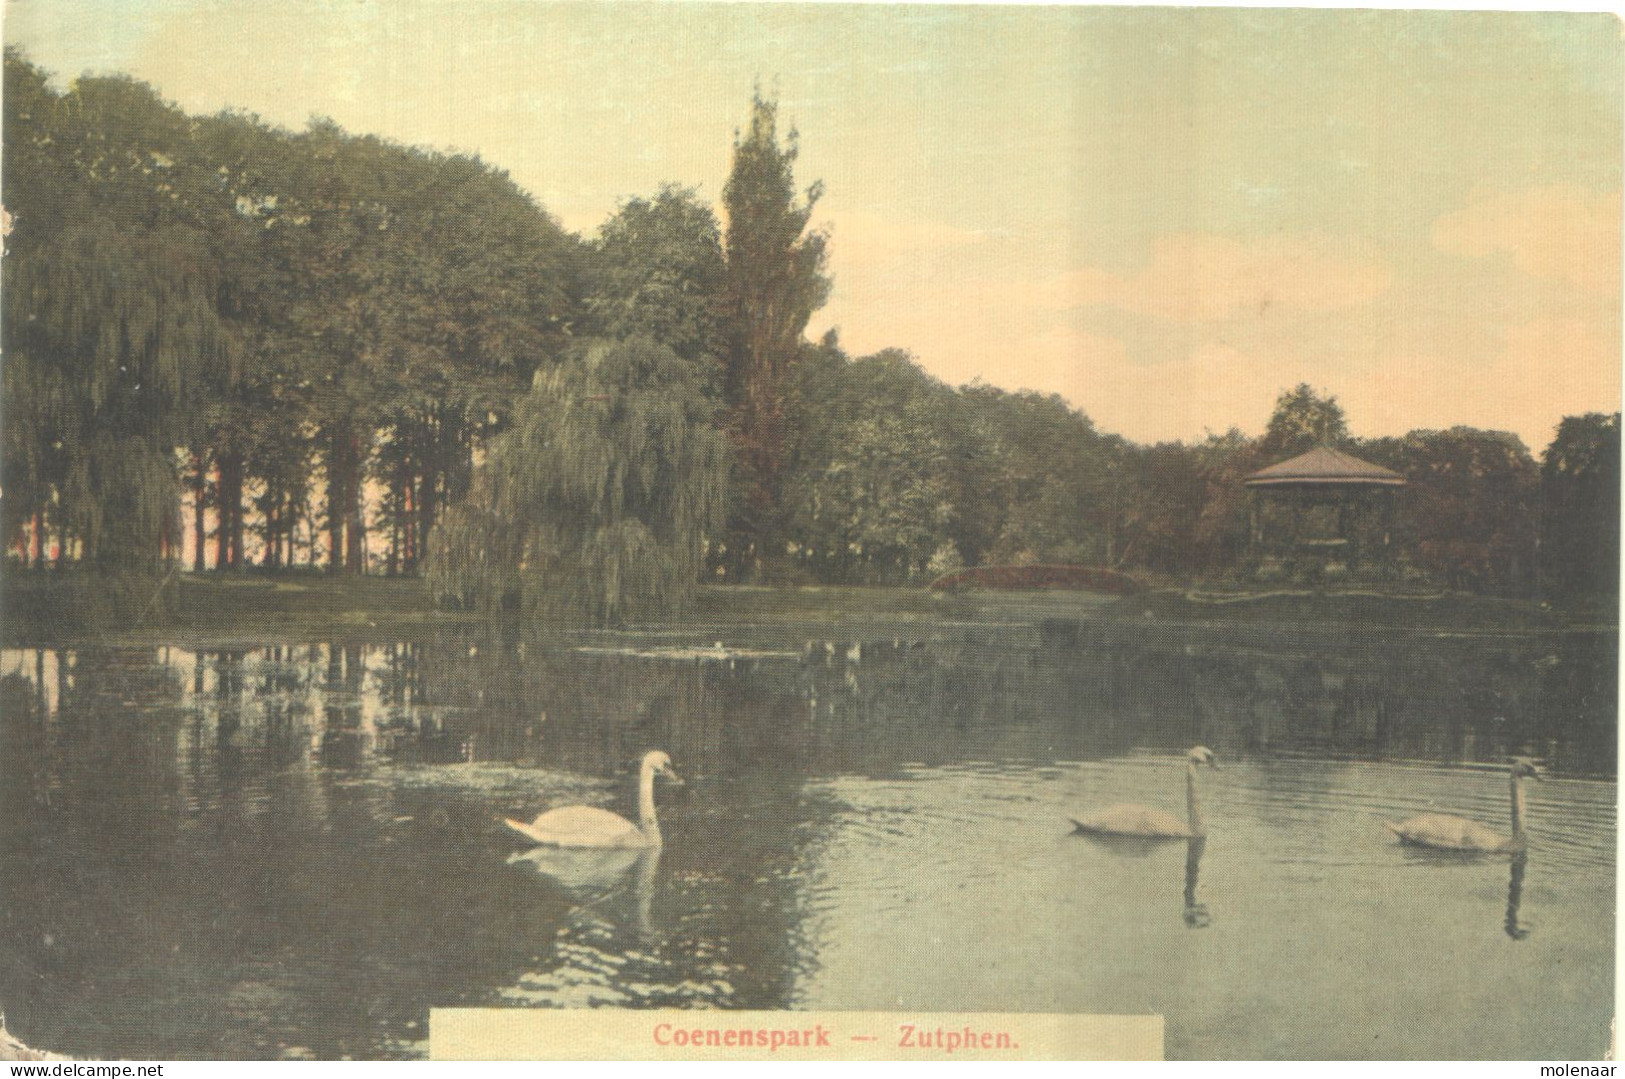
[1243,446,1406,582]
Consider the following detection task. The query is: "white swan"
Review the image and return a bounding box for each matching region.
[504,750,682,848]
[1070,746,1218,839]
[1385,758,1540,853]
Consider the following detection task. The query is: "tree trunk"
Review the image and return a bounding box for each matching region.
[219,451,246,571]
[344,430,366,575]
[214,460,229,571]
[416,463,437,578]
[327,426,348,574]
[276,488,288,569]
[282,489,295,569]
[263,480,280,570]
[402,474,416,575]
[192,470,206,573]
[386,472,401,578]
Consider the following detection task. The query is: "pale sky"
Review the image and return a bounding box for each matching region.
[6,2,1621,452]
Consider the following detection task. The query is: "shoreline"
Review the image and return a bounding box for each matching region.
[0,571,1612,650]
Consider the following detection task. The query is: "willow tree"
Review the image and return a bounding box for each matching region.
[720,92,830,575]
[428,337,730,627]
[3,222,234,614]
[2,55,220,584]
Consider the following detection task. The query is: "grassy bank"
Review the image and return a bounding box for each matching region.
[2,571,462,648]
[1106,588,1605,635]
[0,569,1608,647]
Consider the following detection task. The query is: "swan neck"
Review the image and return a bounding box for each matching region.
[1186,761,1205,836]
[639,759,661,844]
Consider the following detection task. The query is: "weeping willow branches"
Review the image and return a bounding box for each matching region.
[3,223,234,577]
[428,337,730,627]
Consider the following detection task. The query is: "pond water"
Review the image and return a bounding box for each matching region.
[0,608,1615,1060]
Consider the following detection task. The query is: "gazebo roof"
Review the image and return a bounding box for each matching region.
[1243,445,1406,488]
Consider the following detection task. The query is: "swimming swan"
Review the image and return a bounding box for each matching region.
[1070,747,1218,839]
[1384,757,1540,853]
[504,750,683,848]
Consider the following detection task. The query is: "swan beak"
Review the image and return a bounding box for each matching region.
[663,767,685,787]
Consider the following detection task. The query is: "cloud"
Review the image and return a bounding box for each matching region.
[1056,315,1620,452]
[1056,336,1277,442]
[861,307,1620,452]
[983,233,1393,324]
[815,217,1616,452]
[819,208,997,267]
[1335,324,1619,455]
[1431,184,1622,295]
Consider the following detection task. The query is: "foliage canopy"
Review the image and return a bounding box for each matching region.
[428,338,730,627]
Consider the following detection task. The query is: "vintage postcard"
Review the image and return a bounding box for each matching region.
[0,1,1617,1064]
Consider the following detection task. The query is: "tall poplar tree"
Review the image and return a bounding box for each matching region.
[719,92,830,577]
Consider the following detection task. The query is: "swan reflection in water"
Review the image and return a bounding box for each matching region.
[1395,839,1533,942]
[507,844,662,939]
[1183,836,1210,929]
[1505,851,1530,941]
[1072,832,1214,929]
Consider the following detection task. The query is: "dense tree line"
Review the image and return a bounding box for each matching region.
[3,50,576,596]
[776,350,1617,600]
[2,50,1617,626]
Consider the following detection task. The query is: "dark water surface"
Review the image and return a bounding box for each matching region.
[1,610,1615,1059]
